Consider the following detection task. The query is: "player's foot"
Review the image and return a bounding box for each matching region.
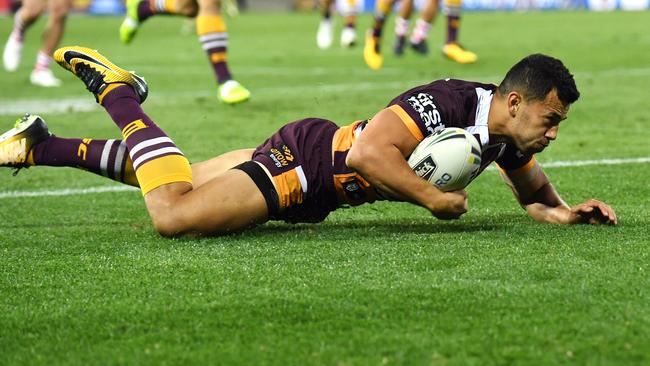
[410,40,429,55]
[442,43,477,64]
[363,31,383,70]
[3,35,23,72]
[119,0,142,44]
[316,19,333,50]
[340,26,357,48]
[394,35,406,56]
[29,68,62,88]
[0,114,50,169]
[218,80,250,105]
[53,46,148,103]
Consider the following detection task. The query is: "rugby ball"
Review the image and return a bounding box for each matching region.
[407,127,482,192]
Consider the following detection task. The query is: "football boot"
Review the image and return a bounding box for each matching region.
[218,80,250,105]
[53,46,148,103]
[3,35,23,72]
[30,68,62,88]
[442,43,477,64]
[0,114,50,169]
[316,19,333,50]
[119,0,142,44]
[410,40,429,55]
[363,31,383,70]
[340,26,357,48]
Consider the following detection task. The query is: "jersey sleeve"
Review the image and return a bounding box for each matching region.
[495,143,534,172]
[388,91,444,142]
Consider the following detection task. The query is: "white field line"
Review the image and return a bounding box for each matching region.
[0,185,137,199]
[0,156,648,200]
[2,66,650,115]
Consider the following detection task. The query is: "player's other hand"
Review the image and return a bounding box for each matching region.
[431,190,468,220]
[570,199,617,225]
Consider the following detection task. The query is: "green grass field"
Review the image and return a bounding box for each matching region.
[1,9,649,365]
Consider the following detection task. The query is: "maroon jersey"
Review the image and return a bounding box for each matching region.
[247,80,537,223]
[387,79,533,172]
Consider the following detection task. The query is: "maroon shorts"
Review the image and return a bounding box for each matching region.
[236,118,340,223]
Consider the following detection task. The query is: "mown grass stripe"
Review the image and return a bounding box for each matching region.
[1,156,647,199]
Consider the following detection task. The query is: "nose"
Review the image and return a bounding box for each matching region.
[546,125,559,140]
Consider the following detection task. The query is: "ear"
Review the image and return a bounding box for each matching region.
[507,92,522,117]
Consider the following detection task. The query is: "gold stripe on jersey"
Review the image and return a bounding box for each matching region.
[388,105,424,142]
[332,120,363,153]
[444,0,462,7]
[197,15,226,35]
[136,154,193,195]
[272,169,304,210]
[331,120,379,206]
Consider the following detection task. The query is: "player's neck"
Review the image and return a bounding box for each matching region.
[486,92,512,145]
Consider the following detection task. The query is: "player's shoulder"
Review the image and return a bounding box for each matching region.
[389,78,496,104]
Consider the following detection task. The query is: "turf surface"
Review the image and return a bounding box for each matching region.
[1,9,649,365]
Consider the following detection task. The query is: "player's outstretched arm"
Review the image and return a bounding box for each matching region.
[346,108,468,220]
[500,160,617,225]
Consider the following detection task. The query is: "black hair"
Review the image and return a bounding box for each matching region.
[498,54,580,105]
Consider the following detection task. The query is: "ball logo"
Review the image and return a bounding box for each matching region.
[412,156,437,181]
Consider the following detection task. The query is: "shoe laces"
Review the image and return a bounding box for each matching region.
[75,63,106,94]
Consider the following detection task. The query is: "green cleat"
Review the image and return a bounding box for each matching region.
[0,114,50,169]
[218,80,251,105]
[54,46,148,104]
[119,0,142,44]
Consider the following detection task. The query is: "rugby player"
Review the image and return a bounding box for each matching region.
[317,0,359,49]
[2,0,71,87]
[0,47,617,237]
[364,0,477,70]
[118,0,250,104]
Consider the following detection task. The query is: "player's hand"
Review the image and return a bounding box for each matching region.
[570,199,617,225]
[431,190,468,220]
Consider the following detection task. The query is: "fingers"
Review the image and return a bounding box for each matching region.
[572,199,618,226]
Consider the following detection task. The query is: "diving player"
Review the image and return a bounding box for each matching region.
[0,47,617,236]
[118,0,250,104]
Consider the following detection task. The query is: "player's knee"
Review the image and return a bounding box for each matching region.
[48,5,70,19]
[149,207,188,238]
[152,218,184,238]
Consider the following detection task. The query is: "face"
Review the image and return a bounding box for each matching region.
[510,89,569,154]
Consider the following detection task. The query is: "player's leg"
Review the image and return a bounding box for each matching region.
[52,46,269,236]
[143,167,269,236]
[316,0,334,49]
[0,114,140,186]
[28,0,71,87]
[196,0,250,104]
[363,0,395,70]
[0,113,253,189]
[339,0,358,48]
[441,0,477,64]
[2,0,45,72]
[119,0,198,44]
[408,0,438,55]
[190,148,253,186]
[393,0,413,55]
